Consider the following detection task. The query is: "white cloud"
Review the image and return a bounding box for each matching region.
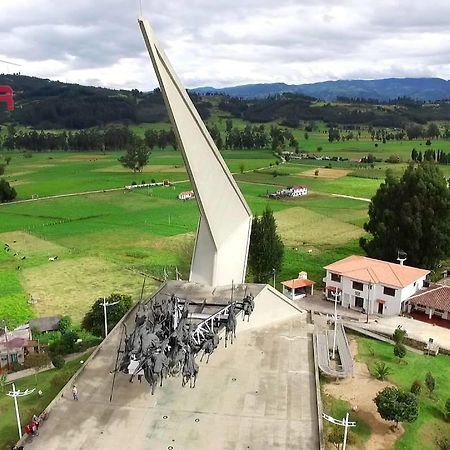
[1,0,450,90]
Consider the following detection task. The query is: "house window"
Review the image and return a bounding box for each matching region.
[383,286,396,297]
[355,296,364,308]
[352,281,364,291]
[331,273,341,282]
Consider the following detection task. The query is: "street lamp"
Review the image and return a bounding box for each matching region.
[7,383,35,439]
[331,290,341,360]
[322,411,356,450]
[272,268,276,288]
[100,298,119,338]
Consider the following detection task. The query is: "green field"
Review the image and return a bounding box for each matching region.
[6,127,444,327]
[357,336,450,450]
[0,146,376,326]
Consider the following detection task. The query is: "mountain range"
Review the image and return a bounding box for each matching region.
[193,78,450,101]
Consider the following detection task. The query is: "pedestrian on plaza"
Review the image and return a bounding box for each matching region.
[72,384,79,401]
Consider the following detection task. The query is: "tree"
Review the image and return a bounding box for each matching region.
[374,387,419,429]
[444,398,450,421]
[58,315,72,333]
[360,163,450,269]
[0,178,16,203]
[248,207,284,283]
[81,293,132,337]
[51,354,65,369]
[393,343,407,362]
[374,362,392,380]
[425,372,436,397]
[118,138,150,172]
[393,325,407,344]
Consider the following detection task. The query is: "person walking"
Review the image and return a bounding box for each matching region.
[72,384,79,401]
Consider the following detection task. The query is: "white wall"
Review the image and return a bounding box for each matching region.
[325,270,427,316]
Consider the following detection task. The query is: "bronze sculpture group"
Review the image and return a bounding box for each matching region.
[113,293,255,394]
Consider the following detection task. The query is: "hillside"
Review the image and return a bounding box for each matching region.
[2,74,450,129]
[194,78,450,101]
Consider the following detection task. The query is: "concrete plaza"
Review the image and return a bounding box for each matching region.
[28,305,318,449]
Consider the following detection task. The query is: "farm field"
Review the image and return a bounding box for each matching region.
[0,147,375,327]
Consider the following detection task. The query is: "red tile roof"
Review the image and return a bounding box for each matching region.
[282,279,315,289]
[408,285,450,313]
[324,255,429,288]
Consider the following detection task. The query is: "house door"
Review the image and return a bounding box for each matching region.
[378,302,384,314]
[355,296,364,308]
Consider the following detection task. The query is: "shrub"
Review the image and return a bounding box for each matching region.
[393,325,407,344]
[151,178,156,183]
[437,438,450,450]
[374,362,392,380]
[51,354,66,369]
[51,369,72,388]
[394,343,407,362]
[425,372,436,396]
[141,180,146,185]
[131,181,137,185]
[410,380,422,396]
[445,398,450,421]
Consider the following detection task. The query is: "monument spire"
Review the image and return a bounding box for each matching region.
[138,18,252,287]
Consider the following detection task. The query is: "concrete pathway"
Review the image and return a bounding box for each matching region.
[27,316,318,450]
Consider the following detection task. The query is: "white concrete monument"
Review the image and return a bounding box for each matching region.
[139,18,252,287]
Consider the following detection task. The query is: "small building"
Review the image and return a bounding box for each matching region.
[178,190,195,201]
[323,255,429,316]
[29,316,61,333]
[281,272,315,300]
[407,285,450,322]
[0,325,34,369]
[268,185,308,199]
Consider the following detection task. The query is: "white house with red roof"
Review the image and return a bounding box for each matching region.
[407,284,450,322]
[324,255,429,316]
[178,190,195,201]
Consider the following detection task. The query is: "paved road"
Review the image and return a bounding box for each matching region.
[28,316,319,450]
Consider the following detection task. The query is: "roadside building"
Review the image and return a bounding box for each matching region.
[178,190,195,201]
[323,255,429,316]
[0,324,34,369]
[407,285,450,323]
[29,316,61,333]
[281,272,315,300]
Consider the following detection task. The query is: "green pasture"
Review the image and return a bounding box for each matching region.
[0,149,370,325]
[357,336,450,450]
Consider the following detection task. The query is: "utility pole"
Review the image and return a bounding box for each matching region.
[7,383,35,439]
[100,298,119,338]
[366,282,373,324]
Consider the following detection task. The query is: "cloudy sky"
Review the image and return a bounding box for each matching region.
[2,0,450,91]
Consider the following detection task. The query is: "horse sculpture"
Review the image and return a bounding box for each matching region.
[200,331,220,363]
[225,303,237,348]
[182,347,198,388]
[242,294,255,322]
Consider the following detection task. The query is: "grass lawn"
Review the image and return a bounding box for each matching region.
[357,336,450,450]
[0,353,90,450]
[321,390,371,449]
